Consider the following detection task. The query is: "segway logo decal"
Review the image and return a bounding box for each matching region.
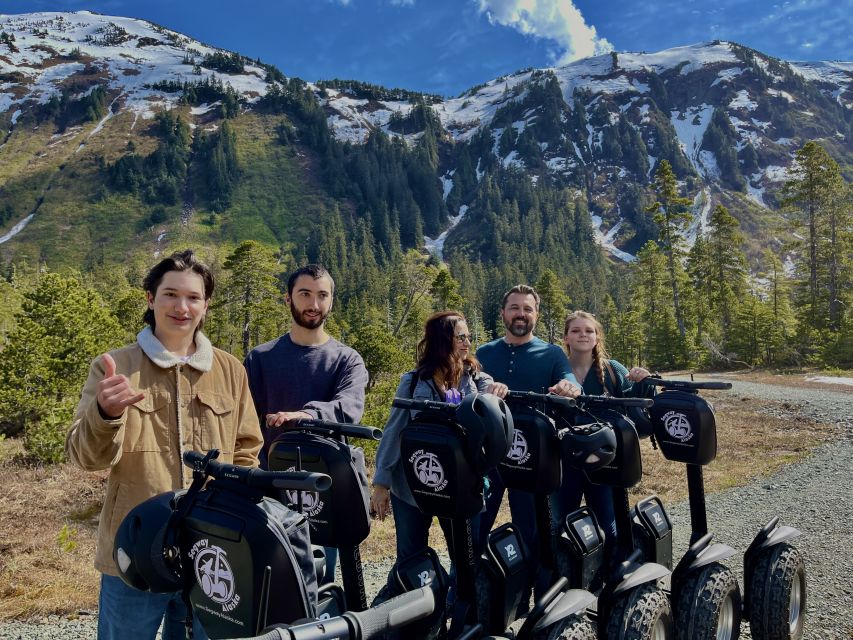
[189,539,241,612]
[418,570,432,586]
[662,410,694,442]
[506,430,531,464]
[504,543,517,560]
[283,466,325,517]
[582,524,595,540]
[409,450,448,492]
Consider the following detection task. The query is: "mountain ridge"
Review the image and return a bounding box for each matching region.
[0,10,850,269]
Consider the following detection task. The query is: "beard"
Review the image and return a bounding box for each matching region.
[290,301,328,330]
[504,316,534,337]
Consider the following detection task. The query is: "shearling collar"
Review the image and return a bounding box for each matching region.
[136,326,213,372]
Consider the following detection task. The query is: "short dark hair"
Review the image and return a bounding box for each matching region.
[501,284,540,309]
[142,249,214,330]
[287,264,335,297]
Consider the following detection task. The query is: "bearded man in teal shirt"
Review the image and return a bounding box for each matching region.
[476,284,580,593]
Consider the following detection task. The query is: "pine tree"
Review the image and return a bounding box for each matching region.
[0,273,124,456]
[646,160,693,344]
[780,141,846,332]
[214,241,286,358]
[535,269,570,344]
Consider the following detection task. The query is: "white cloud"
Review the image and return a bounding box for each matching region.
[389,0,416,5]
[476,0,613,63]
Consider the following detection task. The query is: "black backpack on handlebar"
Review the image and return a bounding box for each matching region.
[178,479,318,638]
[268,431,371,548]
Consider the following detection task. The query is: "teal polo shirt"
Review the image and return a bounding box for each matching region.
[476,336,578,392]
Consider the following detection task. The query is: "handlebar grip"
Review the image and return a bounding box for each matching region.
[392,398,455,412]
[349,586,435,640]
[182,451,332,492]
[644,379,733,391]
[293,419,383,441]
[577,395,654,408]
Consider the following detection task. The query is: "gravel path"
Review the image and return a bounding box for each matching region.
[2,378,851,639]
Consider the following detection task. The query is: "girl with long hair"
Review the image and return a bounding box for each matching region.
[370,311,507,585]
[556,310,651,551]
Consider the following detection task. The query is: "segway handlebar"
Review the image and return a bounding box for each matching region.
[292,418,383,441]
[224,586,435,640]
[505,390,653,409]
[392,397,457,414]
[639,378,733,391]
[182,450,332,493]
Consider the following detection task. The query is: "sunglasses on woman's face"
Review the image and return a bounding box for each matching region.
[454,333,473,343]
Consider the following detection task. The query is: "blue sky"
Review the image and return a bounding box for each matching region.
[2,0,850,96]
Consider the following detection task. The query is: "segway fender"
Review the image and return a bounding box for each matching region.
[531,589,597,633]
[672,533,736,583]
[612,562,670,596]
[755,524,801,550]
[744,517,802,563]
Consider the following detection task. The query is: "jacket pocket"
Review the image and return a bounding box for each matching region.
[124,394,172,452]
[197,390,236,455]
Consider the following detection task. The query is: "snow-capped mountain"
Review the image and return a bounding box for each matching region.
[0,11,850,265]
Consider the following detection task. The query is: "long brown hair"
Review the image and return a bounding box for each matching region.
[563,310,611,388]
[416,311,481,391]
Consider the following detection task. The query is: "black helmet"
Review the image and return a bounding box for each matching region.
[455,392,514,476]
[559,421,617,471]
[113,491,185,593]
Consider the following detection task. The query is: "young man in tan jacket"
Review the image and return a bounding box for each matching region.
[66,250,263,640]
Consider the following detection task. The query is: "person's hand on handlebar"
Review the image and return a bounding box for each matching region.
[370,484,392,520]
[627,367,651,382]
[486,382,508,398]
[548,379,582,398]
[266,410,313,428]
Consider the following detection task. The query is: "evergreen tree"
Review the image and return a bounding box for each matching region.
[780,141,846,332]
[646,160,693,346]
[0,273,124,458]
[213,241,286,358]
[430,269,464,311]
[535,269,570,344]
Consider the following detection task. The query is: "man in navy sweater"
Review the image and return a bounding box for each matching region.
[244,264,368,583]
[476,284,580,590]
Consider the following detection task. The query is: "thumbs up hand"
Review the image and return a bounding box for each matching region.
[97,353,145,419]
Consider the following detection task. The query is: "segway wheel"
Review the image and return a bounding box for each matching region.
[674,562,741,640]
[746,543,806,640]
[545,614,597,640]
[604,583,673,640]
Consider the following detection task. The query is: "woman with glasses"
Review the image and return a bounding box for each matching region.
[370,311,507,593]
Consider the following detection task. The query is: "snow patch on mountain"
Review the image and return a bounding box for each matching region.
[425,204,469,261]
[670,104,714,173]
[590,214,636,262]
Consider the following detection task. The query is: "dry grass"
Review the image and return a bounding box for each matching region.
[0,392,837,620]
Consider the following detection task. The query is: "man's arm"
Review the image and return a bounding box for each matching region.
[549,346,582,396]
[65,355,127,471]
[302,352,369,423]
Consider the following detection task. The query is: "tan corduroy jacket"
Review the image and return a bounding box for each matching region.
[66,327,263,575]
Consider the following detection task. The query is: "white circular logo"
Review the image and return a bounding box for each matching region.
[413,452,445,488]
[663,411,693,442]
[507,430,529,462]
[194,545,235,605]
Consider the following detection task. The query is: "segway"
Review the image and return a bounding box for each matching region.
[114,449,330,638]
[394,392,597,640]
[266,419,382,615]
[114,449,436,640]
[636,377,805,640]
[505,391,674,639]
